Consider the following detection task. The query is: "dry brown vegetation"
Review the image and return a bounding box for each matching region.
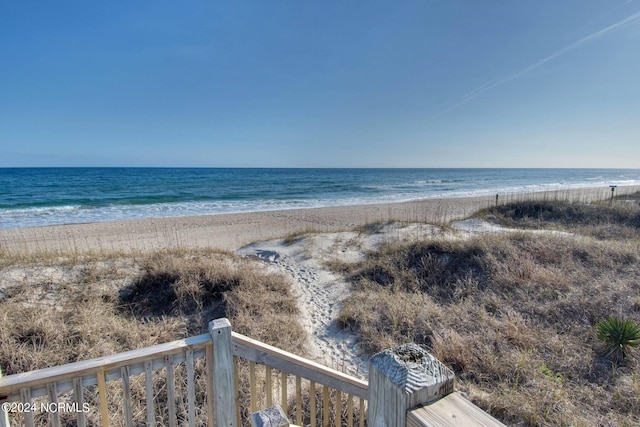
[0,249,305,425]
[3,194,640,426]
[337,196,640,426]
[484,198,640,241]
[0,249,304,374]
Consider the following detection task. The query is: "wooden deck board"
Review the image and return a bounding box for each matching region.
[407,392,506,427]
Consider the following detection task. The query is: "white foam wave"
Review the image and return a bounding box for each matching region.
[2,180,640,230]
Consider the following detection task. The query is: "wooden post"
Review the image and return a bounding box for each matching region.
[367,343,454,427]
[0,367,10,427]
[250,404,291,427]
[210,318,238,427]
[0,404,8,427]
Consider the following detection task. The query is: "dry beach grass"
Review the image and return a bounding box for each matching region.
[1,187,640,426]
[335,197,640,426]
[0,249,305,425]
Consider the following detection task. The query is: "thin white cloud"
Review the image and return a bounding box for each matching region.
[428,5,640,121]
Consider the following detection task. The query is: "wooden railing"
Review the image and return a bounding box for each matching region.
[0,333,214,427]
[0,319,367,427]
[1,318,504,427]
[232,332,367,426]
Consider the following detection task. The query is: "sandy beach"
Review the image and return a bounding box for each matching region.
[2,185,636,255]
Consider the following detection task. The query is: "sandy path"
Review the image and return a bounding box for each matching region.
[238,236,367,378]
[237,223,449,378]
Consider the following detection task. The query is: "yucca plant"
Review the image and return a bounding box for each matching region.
[596,316,640,363]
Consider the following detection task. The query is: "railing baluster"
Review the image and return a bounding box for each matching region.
[295,375,302,425]
[347,394,353,427]
[322,385,329,427]
[20,388,35,427]
[234,356,241,426]
[358,397,365,427]
[310,380,316,427]
[335,390,341,427]
[186,349,196,427]
[249,361,257,413]
[266,366,272,407]
[281,370,287,408]
[165,356,177,427]
[73,377,87,427]
[0,401,8,427]
[46,382,61,427]
[97,369,110,427]
[0,394,8,427]
[0,368,8,427]
[121,366,133,427]
[144,360,155,427]
[205,344,214,427]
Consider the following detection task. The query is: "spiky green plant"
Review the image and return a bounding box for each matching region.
[596,316,640,363]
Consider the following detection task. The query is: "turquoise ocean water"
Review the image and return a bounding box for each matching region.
[1,168,639,230]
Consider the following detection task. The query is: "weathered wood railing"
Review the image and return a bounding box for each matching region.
[232,332,367,426]
[0,332,214,426]
[1,318,504,427]
[0,318,367,427]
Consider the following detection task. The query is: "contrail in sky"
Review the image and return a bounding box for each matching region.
[428,4,640,121]
[569,0,634,36]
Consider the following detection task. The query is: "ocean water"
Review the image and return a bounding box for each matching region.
[1,168,639,230]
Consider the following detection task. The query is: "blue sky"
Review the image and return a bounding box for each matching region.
[1,1,639,167]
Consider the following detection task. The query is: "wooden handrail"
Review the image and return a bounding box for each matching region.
[1,330,368,400]
[1,319,509,426]
[0,333,211,398]
[231,331,368,399]
[1,322,370,426]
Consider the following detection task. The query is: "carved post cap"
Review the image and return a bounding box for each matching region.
[368,343,455,427]
[209,317,232,334]
[251,404,291,427]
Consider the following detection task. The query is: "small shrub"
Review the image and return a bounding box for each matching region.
[596,316,640,363]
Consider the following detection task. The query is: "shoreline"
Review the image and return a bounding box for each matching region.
[1,185,638,255]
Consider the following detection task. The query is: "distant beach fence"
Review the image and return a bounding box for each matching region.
[493,184,640,206]
[1,185,639,256]
[0,318,504,427]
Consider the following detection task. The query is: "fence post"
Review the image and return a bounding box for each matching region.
[209,318,238,426]
[367,343,454,427]
[0,367,10,427]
